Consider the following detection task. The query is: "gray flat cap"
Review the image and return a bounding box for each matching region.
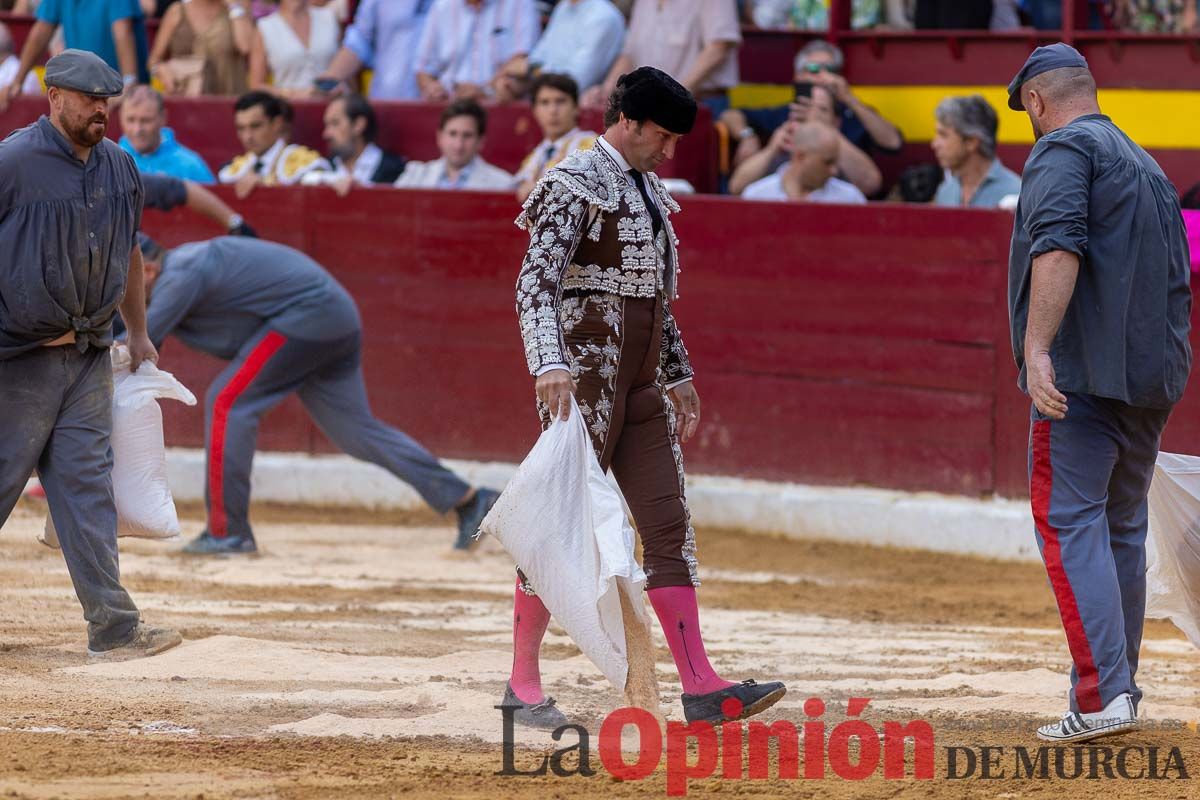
[1007,43,1089,111]
[43,49,125,97]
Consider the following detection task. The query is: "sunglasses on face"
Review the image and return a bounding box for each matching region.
[801,62,838,74]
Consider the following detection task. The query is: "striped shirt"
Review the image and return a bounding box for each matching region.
[413,0,540,92]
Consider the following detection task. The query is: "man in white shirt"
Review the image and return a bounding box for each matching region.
[395,98,514,191]
[494,0,625,101]
[413,0,540,102]
[514,73,597,202]
[303,94,407,195]
[742,122,868,205]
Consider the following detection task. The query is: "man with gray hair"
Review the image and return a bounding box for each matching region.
[931,94,1021,208]
[1007,43,1192,743]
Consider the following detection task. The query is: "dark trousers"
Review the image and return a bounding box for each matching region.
[0,346,140,650]
[521,292,698,592]
[204,327,471,539]
[1028,392,1170,714]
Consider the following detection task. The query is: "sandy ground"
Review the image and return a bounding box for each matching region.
[1,499,1199,799]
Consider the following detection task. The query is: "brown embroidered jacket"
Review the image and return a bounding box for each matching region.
[514,142,693,384]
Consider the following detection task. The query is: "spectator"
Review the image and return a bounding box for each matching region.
[315,0,432,100]
[931,94,1021,208]
[495,0,626,101]
[0,21,44,95]
[249,0,341,97]
[728,84,882,196]
[218,90,330,196]
[887,162,944,203]
[119,85,216,182]
[1111,0,1198,31]
[991,0,1023,29]
[584,0,741,114]
[148,0,253,96]
[514,73,598,202]
[302,94,406,194]
[742,122,868,204]
[140,0,178,15]
[414,0,540,103]
[395,99,515,190]
[751,0,912,29]
[914,0,993,27]
[1,0,151,107]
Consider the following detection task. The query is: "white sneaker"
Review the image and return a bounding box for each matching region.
[1037,692,1138,743]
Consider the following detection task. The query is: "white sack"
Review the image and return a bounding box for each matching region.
[41,347,197,548]
[480,396,649,691]
[1146,451,1200,648]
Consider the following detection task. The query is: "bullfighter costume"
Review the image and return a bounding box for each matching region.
[501,67,786,728]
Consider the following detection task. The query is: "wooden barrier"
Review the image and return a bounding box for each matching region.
[139,185,1199,499]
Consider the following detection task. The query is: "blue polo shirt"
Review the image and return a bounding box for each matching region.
[119,129,215,184]
[37,0,150,83]
[934,158,1022,208]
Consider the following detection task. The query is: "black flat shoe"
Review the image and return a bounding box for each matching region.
[499,681,569,730]
[682,679,787,724]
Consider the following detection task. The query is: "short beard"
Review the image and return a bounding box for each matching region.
[65,115,107,148]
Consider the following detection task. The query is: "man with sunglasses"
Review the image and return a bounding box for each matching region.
[720,40,902,195]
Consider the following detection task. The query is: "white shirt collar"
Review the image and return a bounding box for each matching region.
[257,138,286,170]
[542,127,582,151]
[335,142,384,185]
[597,134,632,175]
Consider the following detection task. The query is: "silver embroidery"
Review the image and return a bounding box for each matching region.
[662,387,701,587]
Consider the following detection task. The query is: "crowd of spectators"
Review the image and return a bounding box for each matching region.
[0,1,1192,210]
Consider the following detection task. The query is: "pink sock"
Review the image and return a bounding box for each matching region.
[647,585,736,696]
[508,578,550,704]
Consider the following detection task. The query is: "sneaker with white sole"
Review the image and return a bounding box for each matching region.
[1037,692,1137,743]
[87,624,183,661]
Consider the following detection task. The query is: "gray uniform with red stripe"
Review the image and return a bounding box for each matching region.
[1010,116,1192,715]
[146,237,470,540]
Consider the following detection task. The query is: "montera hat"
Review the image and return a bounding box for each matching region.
[43,49,125,98]
[615,67,698,135]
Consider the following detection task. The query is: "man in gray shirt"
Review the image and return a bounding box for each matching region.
[138,235,498,555]
[1007,44,1192,743]
[0,50,181,659]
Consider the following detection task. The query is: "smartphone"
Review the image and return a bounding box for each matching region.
[793,82,812,102]
[313,78,340,93]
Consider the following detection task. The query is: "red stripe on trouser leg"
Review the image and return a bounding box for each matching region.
[208,331,287,538]
[1032,419,1103,712]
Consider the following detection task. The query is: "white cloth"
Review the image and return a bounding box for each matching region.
[394,156,515,190]
[480,396,650,691]
[742,171,868,204]
[41,347,197,548]
[1146,452,1200,648]
[257,5,341,91]
[0,55,44,94]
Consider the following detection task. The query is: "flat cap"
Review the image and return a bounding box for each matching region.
[616,67,697,135]
[1007,43,1089,111]
[43,49,125,98]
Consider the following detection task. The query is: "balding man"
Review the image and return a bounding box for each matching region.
[741,122,867,205]
[118,86,215,183]
[1007,44,1192,743]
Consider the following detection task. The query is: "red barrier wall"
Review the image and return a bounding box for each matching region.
[138,186,1036,498]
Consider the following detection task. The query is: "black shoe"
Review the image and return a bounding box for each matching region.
[454,488,500,550]
[682,680,787,724]
[500,682,569,730]
[182,530,257,555]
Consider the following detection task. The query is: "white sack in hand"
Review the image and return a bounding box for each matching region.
[41,346,197,548]
[1146,452,1200,648]
[480,395,649,691]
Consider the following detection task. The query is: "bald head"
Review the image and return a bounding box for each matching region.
[792,122,839,159]
[787,122,840,193]
[1021,66,1100,139]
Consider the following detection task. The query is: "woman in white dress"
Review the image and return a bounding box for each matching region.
[248,0,340,97]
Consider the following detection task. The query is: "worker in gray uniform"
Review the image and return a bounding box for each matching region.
[137,234,498,554]
[0,50,181,659]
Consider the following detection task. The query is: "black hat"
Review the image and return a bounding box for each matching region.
[616,67,697,135]
[43,49,125,98]
[1007,43,1089,111]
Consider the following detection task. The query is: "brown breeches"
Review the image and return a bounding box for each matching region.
[519,292,699,593]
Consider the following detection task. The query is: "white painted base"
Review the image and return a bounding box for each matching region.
[150,448,1039,563]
